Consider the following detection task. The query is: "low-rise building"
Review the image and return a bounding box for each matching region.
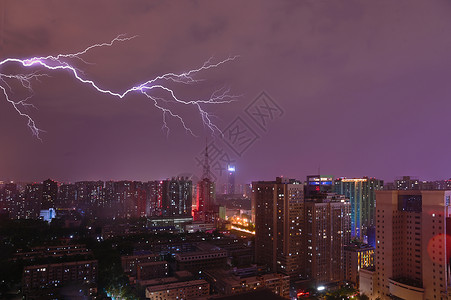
[145,279,209,300]
[22,260,97,298]
[175,243,227,273]
[204,269,290,299]
[121,253,160,275]
[137,261,168,280]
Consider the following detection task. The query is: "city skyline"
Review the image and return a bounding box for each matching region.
[1,1,451,183]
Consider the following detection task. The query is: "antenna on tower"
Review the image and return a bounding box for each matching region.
[202,138,211,180]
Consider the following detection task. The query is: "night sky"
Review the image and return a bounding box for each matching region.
[1,0,451,184]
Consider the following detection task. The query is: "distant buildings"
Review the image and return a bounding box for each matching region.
[41,179,57,210]
[360,190,451,300]
[161,177,192,217]
[226,164,236,194]
[385,176,451,191]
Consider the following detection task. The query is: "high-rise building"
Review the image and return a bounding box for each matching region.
[57,184,76,209]
[303,194,351,284]
[24,183,42,219]
[162,177,192,217]
[334,177,383,244]
[42,179,58,209]
[253,177,304,279]
[361,190,451,300]
[147,180,163,217]
[227,165,236,195]
[0,182,19,218]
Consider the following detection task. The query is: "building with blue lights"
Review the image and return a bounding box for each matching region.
[334,177,383,245]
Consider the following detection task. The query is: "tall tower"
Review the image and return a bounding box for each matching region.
[194,141,216,221]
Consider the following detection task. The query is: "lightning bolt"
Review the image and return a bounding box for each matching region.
[0,34,238,140]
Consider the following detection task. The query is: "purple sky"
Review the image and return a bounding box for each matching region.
[1,0,451,184]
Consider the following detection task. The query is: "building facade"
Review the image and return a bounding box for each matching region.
[253,177,304,279]
[303,194,351,284]
[334,177,383,244]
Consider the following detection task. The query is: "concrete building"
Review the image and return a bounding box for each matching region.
[121,253,160,275]
[204,269,290,298]
[22,260,97,298]
[175,243,227,273]
[145,279,209,300]
[253,177,304,280]
[137,261,168,280]
[367,190,451,300]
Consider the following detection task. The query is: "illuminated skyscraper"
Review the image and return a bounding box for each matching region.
[334,177,383,243]
[227,165,236,195]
